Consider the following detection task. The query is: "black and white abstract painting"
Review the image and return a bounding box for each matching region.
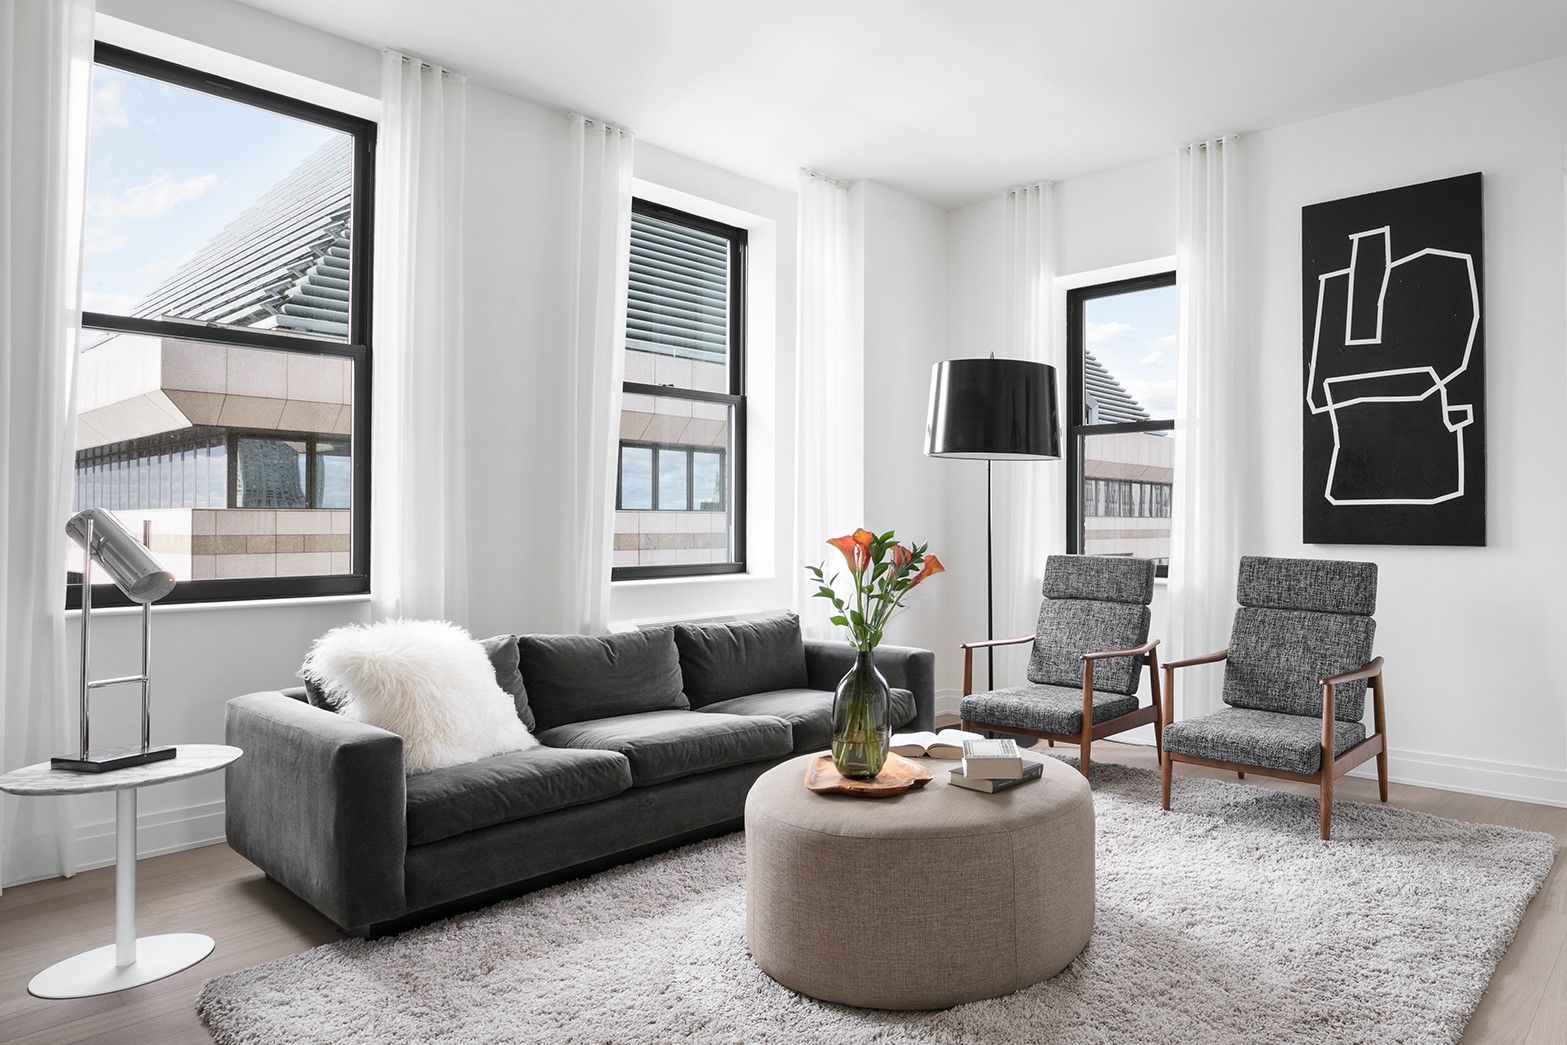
[1302,172,1485,546]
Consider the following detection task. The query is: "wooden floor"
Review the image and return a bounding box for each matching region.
[0,740,1562,1044]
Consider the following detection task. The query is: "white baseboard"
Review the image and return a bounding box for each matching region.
[70,799,228,873]
[1349,748,1567,809]
[935,687,963,718]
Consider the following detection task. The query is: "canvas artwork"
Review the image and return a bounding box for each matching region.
[1301,172,1485,546]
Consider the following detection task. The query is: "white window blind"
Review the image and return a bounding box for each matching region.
[627,210,729,362]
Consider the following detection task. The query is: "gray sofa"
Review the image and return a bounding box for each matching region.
[225,614,934,935]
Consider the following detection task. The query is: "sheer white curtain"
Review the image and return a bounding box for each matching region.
[0,0,94,889]
[372,52,469,623]
[562,114,634,634]
[793,171,863,637]
[1169,135,1246,717]
[994,181,1060,685]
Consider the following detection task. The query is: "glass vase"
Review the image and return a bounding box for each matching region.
[831,649,891,779]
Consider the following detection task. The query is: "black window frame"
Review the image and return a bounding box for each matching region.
[612,198,747,581]
[69,42,375,609]
[1065,270,1177,578]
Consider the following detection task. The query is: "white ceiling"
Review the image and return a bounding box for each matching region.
[236,0,1567,207]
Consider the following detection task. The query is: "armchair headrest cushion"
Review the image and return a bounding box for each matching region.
[1042,554,1156,606]
[1235,556,1377,616]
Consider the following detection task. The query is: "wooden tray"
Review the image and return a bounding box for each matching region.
[803,752,933,797]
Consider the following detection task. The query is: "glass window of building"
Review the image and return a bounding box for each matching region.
[613,200,747,578]
[71,45,374,605]
[1066,272,1177,574]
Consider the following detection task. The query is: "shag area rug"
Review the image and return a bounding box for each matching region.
[198,762,1557,1045]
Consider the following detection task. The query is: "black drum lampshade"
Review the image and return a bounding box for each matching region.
[924,358,1062,461]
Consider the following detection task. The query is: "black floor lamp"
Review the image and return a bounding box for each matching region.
[924,358,1062,690]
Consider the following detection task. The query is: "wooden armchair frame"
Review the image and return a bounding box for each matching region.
[1160,652,1388,840]
[959,636,1163,779]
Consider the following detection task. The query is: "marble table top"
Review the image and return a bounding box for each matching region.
[0,745,242,796]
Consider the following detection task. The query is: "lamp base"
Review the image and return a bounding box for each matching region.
[51,745,176,773]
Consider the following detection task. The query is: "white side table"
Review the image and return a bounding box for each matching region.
[0,744,242,998]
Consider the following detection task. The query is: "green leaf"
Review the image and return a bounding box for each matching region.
[829,615,849,627]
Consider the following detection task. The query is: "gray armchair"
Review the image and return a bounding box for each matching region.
[1160,556,1387,840]
[959,555,1161,778]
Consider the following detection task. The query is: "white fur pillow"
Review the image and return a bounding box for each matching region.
[301,619,537,774]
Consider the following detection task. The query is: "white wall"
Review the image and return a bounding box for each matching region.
[946,57,1567,804]
[854,182,966,694]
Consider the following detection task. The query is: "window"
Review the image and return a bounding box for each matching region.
[1066,272,1177,574]
[613,199,746,579]
[70,44,374,606]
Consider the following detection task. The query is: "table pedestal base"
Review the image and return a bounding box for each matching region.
[28,933,215,999]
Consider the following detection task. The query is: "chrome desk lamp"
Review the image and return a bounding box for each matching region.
[54,508,177,772]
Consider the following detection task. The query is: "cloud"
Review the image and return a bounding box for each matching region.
[80,290,140,315]
[85,229,127,256]
[1085,320,1131,345]
[1123,377,1178,419]
[1136,334,1178,368]
[92,77,130,130]
[90,173,219,222]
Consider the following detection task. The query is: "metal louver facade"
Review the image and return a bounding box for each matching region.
[132,136,354,338]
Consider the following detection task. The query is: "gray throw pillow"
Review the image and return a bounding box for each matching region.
[674,613,809,708]
[479,634,535,732]
[516,628,688,732]
[300,633,535,731]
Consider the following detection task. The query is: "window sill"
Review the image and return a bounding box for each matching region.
[66,593,372,619]
[612,571,767,588]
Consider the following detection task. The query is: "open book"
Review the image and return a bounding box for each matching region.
[890,728,985,759]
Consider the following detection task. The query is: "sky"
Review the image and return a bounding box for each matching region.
[1083,283,1178,418]
[81,63,342,322]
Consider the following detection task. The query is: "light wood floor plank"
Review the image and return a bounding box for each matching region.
[0,739,1560,1043]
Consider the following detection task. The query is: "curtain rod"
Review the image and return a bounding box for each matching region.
[799,168,849,189]
[384,48,460,78]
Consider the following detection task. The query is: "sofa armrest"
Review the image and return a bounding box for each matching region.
[225,691,407,932]
[803,639,937,732]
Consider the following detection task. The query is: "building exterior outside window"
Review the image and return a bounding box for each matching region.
[1067,272,1177,573]
[71,45,374,606]
[613,200,747,579]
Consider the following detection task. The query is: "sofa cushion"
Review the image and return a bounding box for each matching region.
[538,709,792,786]
[674,613,809,707]
[959,684,1141,737]
[1162,707,1367,776]
[479,634,534,731]
[517,629,688,733]
[698,687,917,753]
[404,746,632,846]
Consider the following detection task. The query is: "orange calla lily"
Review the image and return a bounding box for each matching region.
[909,553,946,588]
[889,543,912,570]
[827,533,870,575]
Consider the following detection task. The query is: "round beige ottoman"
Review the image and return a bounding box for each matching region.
[744,753,1095,1010]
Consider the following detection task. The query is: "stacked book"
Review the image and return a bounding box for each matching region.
[948,738,1044,794]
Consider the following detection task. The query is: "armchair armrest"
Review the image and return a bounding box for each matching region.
[224,691,407,932]
[1082,639,1160,662]
[959,635,1035,652]
[803,640,936,732]
[1158,649,1228,730]
[959,635,1034,697]
[1321,656,1384,687]
[1164,649,1229,670]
